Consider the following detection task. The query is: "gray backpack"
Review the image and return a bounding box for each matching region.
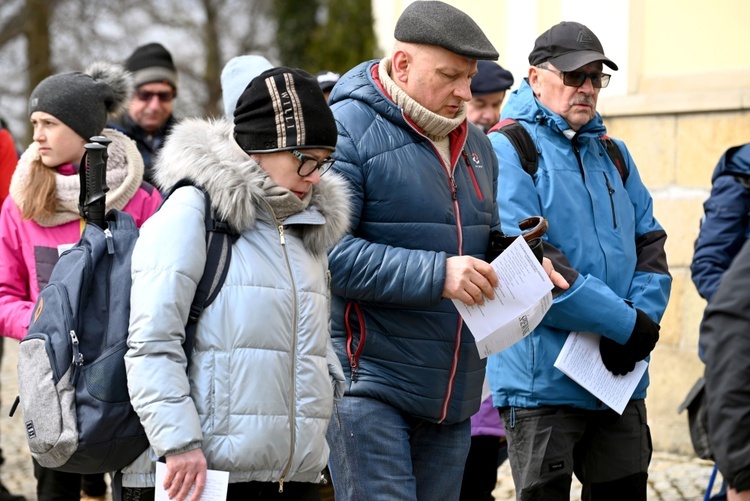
[12,180,236,473]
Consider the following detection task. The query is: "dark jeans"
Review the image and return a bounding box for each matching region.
[122,481,320,501]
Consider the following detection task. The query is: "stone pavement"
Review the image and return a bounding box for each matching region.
[0,339,724,500]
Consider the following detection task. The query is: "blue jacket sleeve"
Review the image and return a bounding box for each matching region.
[619,143,671,323]
[328,121,447,308]
[691,170,750,302]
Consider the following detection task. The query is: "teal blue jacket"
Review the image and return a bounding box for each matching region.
[487,80,671,410]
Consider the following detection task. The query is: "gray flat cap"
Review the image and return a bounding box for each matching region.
[395,1,499,60]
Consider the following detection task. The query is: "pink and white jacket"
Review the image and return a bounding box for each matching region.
[0,128,162,340]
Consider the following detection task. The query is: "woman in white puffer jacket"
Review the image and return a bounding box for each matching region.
[123,67,350,501]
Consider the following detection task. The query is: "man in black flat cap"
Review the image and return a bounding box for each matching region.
[486,21,671,500]
[467,60,515,133]
[323,2,568,500]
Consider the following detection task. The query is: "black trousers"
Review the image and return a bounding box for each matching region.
[33,459,107,501]
[122,481,321,501]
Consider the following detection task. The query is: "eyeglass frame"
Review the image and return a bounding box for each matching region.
[536,65,611,89]
[290,150,335,177]
[134,90,176,103]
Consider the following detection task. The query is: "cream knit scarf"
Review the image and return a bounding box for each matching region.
[378,57,466,167]
[10,128,144,227]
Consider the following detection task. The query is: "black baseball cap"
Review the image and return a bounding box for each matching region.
[528,21,618,71]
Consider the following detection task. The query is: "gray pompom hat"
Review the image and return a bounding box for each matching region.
[394,1,498,60]
[29,62,133,141]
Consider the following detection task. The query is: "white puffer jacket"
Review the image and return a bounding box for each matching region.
[123,118,350,487]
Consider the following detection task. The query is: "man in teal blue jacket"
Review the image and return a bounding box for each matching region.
[487,21,671,500]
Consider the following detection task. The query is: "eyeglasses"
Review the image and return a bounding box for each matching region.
[291,150,334,177]
[537,66,611,89]
[135,90,175,102]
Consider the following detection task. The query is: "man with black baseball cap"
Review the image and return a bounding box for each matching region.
[323,3,568,500]
[486,21,670,500]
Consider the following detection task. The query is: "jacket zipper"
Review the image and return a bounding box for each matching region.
[401,111,467,423]
[430,138,466,423]
[262,200,299,493]
[602,172,618,228]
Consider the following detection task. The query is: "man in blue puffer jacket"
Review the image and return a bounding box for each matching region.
[325,2,568,500]
[486,21,671,500]
[692,144,750,306]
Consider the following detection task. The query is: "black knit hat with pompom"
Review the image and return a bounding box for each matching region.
[29,62,132,141]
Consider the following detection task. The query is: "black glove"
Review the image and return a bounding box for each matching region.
[624,308,660,361]
[599,336,637,376]
[599,309,660,376]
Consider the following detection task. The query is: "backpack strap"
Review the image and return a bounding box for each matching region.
[162,179,239,368]
[599,135,629,184]
[488,118,539,177]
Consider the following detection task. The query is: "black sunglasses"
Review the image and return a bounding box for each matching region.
[135,90,175,102]
[291,150,334,177]
[537,66,611,89]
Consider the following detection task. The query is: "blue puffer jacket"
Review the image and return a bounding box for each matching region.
[327,60,502,424]
[691,143,750,303]
[486,80,671,410]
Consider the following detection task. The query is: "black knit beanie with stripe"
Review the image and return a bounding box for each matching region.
[233,67,337,154]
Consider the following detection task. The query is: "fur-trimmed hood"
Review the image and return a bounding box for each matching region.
[153,117,351,256]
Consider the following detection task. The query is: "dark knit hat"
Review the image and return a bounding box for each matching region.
[233,67,337,154]
[316,70,340,93]
[470,61,514,96]
[529,21,618,71]
[394,1,498,60]
[125,42,178,89]
[29,62,132,141]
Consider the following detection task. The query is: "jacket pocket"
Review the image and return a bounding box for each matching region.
[344,302,366,381]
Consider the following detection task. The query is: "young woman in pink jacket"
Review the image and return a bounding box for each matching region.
[0,61,162,501]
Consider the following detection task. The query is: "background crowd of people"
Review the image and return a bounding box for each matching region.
[0,1,748,501]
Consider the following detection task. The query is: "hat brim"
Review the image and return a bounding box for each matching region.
[547,50,618,72]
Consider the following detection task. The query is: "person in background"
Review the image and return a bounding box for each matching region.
[109,42,178,185]
[0,116,24,501]
[0,117,18,206]
[689,143,750,501]
[460,59,515,501]
[691,143,750,308]
[487,21,671,500]
[121,67,350,501]
[0,62,162,501]
[316,70,340,101]
[220,54,274,118]
[466,60,514,134]
[324,2,568,500]
[703,238,750,501]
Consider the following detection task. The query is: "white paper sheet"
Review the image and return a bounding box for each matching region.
[553,331,648,414]
[155,461,229,501]
[452,236,554,358]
